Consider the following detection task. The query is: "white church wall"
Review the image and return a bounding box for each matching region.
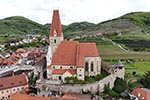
[84,57,101,76]
[51,65,76,69]
[50,36,63,54]
[77,68,85,80]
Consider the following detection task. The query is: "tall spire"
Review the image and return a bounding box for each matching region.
[50,10,63,37]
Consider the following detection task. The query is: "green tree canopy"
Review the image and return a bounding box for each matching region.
[141,70,150,88]
[113,77,127,93]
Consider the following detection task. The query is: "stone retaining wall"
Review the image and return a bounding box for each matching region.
[37,74,117,93]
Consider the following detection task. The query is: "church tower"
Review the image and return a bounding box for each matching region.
[113,60,125,79]
[49,10,64,54]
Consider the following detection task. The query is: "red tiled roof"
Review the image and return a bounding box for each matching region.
[62,93,91,100]
[29,96,52,100]
[9,94,29,100]
[9,93,91,100]
[28,51,40,57]
[10,53,19,62]
[51,41,99,67]
[52,41,78,65]
[77,43,99,67]
[0,74,27,90]
[0,58,14,66]
[52,69,76,75]
[9,94,52,100]
[3,59,8,64]
[16,48,26,54]
[68,69,76,75]
[131,88,150,100]
[7,59,14,66]
[52,69,67,74]
[50,10,63,37]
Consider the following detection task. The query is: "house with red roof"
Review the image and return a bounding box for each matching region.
[0,74,28,100]
[46,10,101,81]
[0,58,15,70]
[131,88,150,100]
[0,52,10,59]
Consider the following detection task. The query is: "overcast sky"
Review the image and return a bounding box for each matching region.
[0,0,150,25]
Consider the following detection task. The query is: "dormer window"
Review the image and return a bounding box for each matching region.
[54,30,57,37]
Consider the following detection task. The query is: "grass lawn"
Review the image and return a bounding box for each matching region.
[107,61,150,80]
[125,62,150,79]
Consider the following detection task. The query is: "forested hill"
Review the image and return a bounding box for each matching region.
[1,12,150,37]
[0,16,49,35]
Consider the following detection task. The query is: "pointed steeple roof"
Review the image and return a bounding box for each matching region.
[50,10,63,37]
[115,60,124,67]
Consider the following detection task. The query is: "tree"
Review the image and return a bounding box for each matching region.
[113,77,127,93]
[141,70,150,88]
[104,85,119,98]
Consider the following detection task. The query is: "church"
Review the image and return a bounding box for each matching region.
[46,10,101,82]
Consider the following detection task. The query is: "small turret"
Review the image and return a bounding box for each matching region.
[113,60,125,79]
[115,60,124,69]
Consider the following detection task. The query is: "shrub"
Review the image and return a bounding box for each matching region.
[104,85,119,98]
[113,77,127,93]
[141,70,150,88]
[128,82,139,88]
[65,74,105,84]
[132,71,136,75]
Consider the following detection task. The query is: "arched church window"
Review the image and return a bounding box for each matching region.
[54,39,56,43]
[85,62,88,71]
[91,62,94,71]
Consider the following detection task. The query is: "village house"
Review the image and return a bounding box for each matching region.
[131,88,150,100]
[0,74,28,100]
[14,47,47,65]
[0,47,47,79]
[0,58,14,70]
[0,49,25,70]
[0,44,5,51]
[46,10,101,82]
[0,52,10,59]
[6,34,41,47]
